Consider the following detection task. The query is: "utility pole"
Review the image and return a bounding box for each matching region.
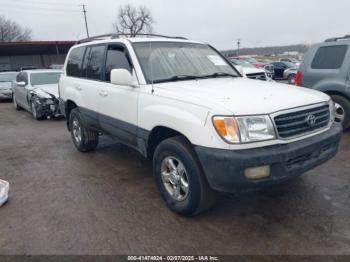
[236,38,241,57]
[81,4,90,38]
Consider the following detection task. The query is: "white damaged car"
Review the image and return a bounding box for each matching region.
[12,69,62,120]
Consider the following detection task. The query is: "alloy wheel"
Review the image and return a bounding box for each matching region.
[160,156,189,202]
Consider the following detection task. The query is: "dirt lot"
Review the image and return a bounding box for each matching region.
[0,101,349,255]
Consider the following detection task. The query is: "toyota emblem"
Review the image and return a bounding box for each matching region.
[305,114,317,127]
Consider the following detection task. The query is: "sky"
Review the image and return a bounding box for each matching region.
[1,0,349,50]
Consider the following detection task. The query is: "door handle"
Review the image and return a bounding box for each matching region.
[99,90,108,97]
[75,85,82,91]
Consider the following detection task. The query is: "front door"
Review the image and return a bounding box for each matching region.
[97,44,139,146]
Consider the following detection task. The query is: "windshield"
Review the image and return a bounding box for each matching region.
[30,72,61,86]
[0,72,18,82]
[133,42,239,84]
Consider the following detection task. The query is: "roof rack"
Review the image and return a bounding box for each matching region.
[325,35,350,42]
[76,33,188,44]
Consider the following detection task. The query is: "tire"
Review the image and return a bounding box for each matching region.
[13,94,21,110]
[69,108,99,152]
[153,136,216,216]
[331,95,350,130]
[31,98,43,120]
[288,74,296,85]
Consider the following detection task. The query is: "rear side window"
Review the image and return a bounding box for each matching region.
[66,47,86,77]
[86,45,105,80]
[105,45,132,82]
[311,45,348,69]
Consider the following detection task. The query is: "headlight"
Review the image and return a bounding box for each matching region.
[236,116,276,143]
[213,115,276,144]
[329,99,336,124]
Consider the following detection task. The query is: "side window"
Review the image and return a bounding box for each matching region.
[22,73,28,85]
[16,72,28,85]
[86,45,105,80]
[105,45,132,82]
[66,47,86,77]
[81,47,91,78]
[16,73,22,82]
[311,45,348,69]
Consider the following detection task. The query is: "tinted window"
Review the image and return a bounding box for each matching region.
[311,45,348,69]
[86,45,105,80]
[105,46,132,81]
[66,47,86,77]
[81,47,91,78]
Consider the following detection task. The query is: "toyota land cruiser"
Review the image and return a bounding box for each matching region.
[59,34,342,216]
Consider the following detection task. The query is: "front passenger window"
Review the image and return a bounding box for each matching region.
[105,46,132,82]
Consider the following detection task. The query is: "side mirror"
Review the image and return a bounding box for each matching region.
[110,69,137,87]
[234,65,245,77]
[16,81,26,87]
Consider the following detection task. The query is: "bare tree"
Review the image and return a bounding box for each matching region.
[114,4,154,37]
[0,15,32,42]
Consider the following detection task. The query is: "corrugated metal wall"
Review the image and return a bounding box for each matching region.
[0,54,67,71]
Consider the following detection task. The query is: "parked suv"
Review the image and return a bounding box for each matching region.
[297,35,350,129]
[59,34,342,216]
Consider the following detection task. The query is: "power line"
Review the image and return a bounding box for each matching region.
[0,4,80,13]
[81,4,90,38]
[2,0,79,7]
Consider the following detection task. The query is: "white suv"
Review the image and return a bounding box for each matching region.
[59,34,342,216]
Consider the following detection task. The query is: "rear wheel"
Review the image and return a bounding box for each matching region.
[331,95,350,130]
[288,74,296,85]
[69,108,99,152]
[153,136,216,216]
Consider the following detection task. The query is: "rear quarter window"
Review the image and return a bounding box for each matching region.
[311,45,348,69]
[66,46,86,77]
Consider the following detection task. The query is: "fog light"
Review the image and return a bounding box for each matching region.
[245,165,271,180]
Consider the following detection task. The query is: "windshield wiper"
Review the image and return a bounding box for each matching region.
[153,75,205,84]
[202,72,238,79]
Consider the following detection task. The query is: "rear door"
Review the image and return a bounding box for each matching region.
[64,45,103,129]
[301,44,349,88]
[97,44,139,146]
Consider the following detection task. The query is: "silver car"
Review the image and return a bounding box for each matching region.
[12,70,62,120]
[0,71,18,100]
[283,67,299,85]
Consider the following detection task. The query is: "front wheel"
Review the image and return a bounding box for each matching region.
[31,98,43,120]
[153,136,216,216]
[331,95,350,130]
[69,108,99,152]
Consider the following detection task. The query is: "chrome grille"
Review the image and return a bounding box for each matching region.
[246,72,266,81]
[274,104,330,138]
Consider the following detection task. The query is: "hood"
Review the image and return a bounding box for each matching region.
[154,77,329,115]
[32,84,59,98]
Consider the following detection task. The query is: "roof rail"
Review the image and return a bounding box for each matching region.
[76,33,188,44]
[325,35,350,42]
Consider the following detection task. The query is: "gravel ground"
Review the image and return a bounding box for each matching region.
[0,101,349,255]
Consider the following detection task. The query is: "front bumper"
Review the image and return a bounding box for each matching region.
[36,100,62,118]
[195,123,342,193]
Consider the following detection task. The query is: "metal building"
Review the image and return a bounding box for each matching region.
[0,41,75,71]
